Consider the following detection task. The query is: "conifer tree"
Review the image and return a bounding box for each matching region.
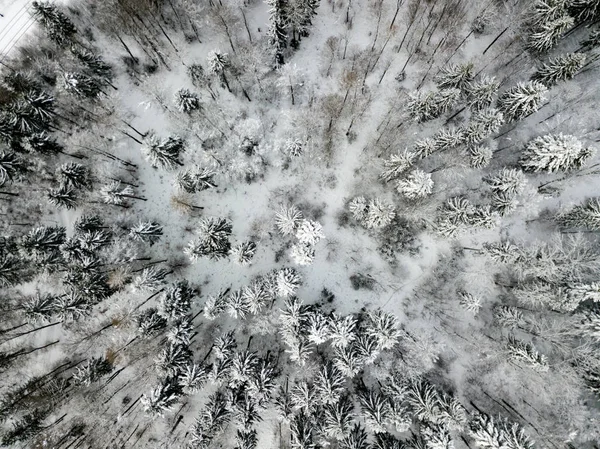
[557,197,600,230]
[129,221,163,246]
[73,357,113,386]
[231,241,257,266]
[276,267,302,297]
[136,308,167,337]
[0,150,27,186]
[364,198,395,229]
[179,363,209,394]
[132,266,169,292]
[349,196,368,222]
[340,423,369,449]
[407,89,461,122]
[142,135,185,170]
[155,343,192,377]
[506,335,549,372]
[466,76,500,111]
[497,81,547,122]
[569,0,600,22]
[22,132,62,155]
[174,88,201,113]
[207,50,232,91]
[159,281,194,321]
[314,362,346,404]
[435,62,474,91]
[533,53,586,86]
[396,169,434,199]
[296,219,325,245]
[63,72,104,99]
[276,205,303,236]
[528,15,574,52]
[141,377,182,418]
[520,133,594,172]
[380,150,415,182]
[290,242,315,266]
[190,391,232,448]
[176,166,217,193]
[432,127,467,152]
[58,163,91,190]
[47,185,77,210]
[469,145,493,168]
[185,217,232,261]
[266,0,289,65]
[485,168,527,196]
[358,389,391,433]
[99,181,135,206]
[414,138,438,159]
[31,1,77,45]
[322,394,355,439]
[22,293,58,323]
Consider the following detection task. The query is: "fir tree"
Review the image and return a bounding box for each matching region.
[491,191,519,217]
[533,53,586,86]
[0,253,25,288]
[466,76,500,111]
[469,145,493,168]
[207,50,231,91]
[396,169,434,199]
[203,289,230,319]
[231,241,257,266]
[459,292,482,314]
[329,313,357,349]
[557,197,600,230]
[435,62,474,91]
[380,150,415,182]
[142,135,185,170]
[290,380,316,411]
[266,0,289,66]
[306,310,330,344]
[31,1,77,45]
[129,221,163,246]
[73,47,113,82]
[47,185,77,210]
[528,15,574,52]
[485,168,527,196]
[334,344,364,377]
[407,89,461,122]
[225,289,249,319]
[432,127,467,152]
[242,281,270,314]
[520,133,594,172]
[497,81,547,122]
[73,357,113,386]
[53,292,92,321]
[421,424,454,449]
[174,88,201,113]
[176,166,217,193]
[290,411,315,449]
[366,310,402,350]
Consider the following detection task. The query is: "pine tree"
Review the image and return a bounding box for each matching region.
[236,429,258,449]
[414,138,438,159]
[73,47,113,82]
[22,132,62,155]
[176,166,217,193]
[73,357,113,386]
[179,363,210,394]
[406,379,442,423]
[185,217,232,261]
[174,88,201,113]
[129,221,163,246]
[506,335,549,372]
[190,391,232,448]
[19,226,66,261]
[166,317,194,345]
[284,137,304,156]
[340,423,369,449]
[322,394,355,439]
[466,108,505,144]
[207,50,231,90]
[141,377,182,418]
[528,15,574,52]
[160,281,194,320]
[497,81,547,122]
[99,181,135,206]
[63,72,104,99]
[459,292,482,313]
[22,293,58,323]
[136,308,167,337]
[203,289,230,319]
[276,205,303,236]
[421,424,454,449]
[242,281,270,314]
[142,135,185,170]
[306,311,330,344]
[438,393,468,431]
[569,0,600,22]
[132,266,169,292]
[31,1,77,45]
[290,411,315,449]
[314,362,346,404]
[432,127,467,152]
[47,185,77,210]
[0,253,25,288]
[468,413,505,449]
[334,343,364,377]
[557,197,600,230]
[155,343,192,377]
[0,150,27,186]
[231,241,257,266]
[380,150,415,182]
[276,267,302,297]
[494,305,525,329]
[396,169,434,199]
[491,191,519,216]
[533,53,586,86]
[58,162,90,190]
[329,313,357,349]
[520,133,594,172]
[580,28,600,49]
[358,389,391,433]
[573,310,600,344]
[53,292,92,321]
[435,63,474,91]
[466,76,500,111]
[365,310,402,350]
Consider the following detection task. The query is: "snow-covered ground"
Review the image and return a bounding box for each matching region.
[0,0,35,61]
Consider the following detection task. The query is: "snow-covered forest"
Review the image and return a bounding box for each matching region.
[1,0,600,447]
